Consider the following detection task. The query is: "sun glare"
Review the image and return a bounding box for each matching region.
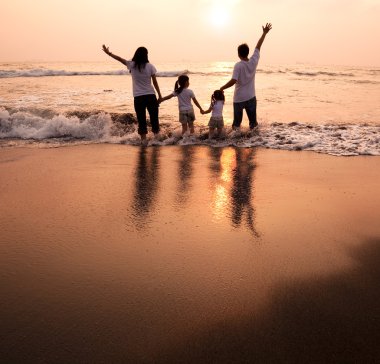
[209,7,229,28]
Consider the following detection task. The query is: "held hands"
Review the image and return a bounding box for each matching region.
[262,23,272,34]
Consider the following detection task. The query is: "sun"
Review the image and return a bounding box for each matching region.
[209,6,230,28]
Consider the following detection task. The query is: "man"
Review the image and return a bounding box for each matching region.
[220,23,272,130]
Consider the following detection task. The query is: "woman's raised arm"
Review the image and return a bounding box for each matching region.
[102,45,127,65]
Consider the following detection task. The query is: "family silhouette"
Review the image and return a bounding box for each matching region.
[102,23,272,143]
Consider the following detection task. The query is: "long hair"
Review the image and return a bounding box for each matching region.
[132,47,149,72]
[174,75,189,95]
[212,90,225,104]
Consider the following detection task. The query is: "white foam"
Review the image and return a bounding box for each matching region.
[156,70,189,77]
[0,108,115,140]
[247,122,380,156]
[0,69,131,78]
[0,68,190,79]
[1,108,379,156]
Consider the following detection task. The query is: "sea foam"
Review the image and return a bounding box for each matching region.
[0,69,189,79]
[1,108,379,156]
[2,66,378,80]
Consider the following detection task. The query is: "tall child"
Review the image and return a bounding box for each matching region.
[159,75,203,135]
[201,90,225,138]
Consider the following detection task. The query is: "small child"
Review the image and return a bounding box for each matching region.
[201,90,225,138]
[159,75,203,135]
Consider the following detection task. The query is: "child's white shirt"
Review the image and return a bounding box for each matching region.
[172,88,195,112]
[211,100,224,118]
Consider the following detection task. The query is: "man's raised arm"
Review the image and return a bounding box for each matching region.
[255,23,272,51]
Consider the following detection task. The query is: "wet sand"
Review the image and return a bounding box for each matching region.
[1,145,380,363]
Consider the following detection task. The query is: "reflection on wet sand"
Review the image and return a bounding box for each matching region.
[1,145,380,363]
[230,148,258,235]
[208,147,232,222]
[175,145,196,207]
[209,147,258,235]
[131,146,160,229]
[132,146,257,234]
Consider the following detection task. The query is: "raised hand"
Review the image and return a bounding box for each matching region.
[102,45,110,55]
[101,46,127,65]
[262,23,272,34]
[256,23,272,50]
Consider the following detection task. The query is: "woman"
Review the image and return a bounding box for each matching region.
[102,45,162,142]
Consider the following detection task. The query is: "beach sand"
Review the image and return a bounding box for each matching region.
[1,144,379,363]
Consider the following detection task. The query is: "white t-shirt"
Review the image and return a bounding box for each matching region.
[125,60,157,97]
[172,88,195,112]
[211,100,224,118]
[232,48,260,103]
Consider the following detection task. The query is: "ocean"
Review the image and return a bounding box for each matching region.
[1,61,379,156]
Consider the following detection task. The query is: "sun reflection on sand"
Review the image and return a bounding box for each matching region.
[221,148,234,183]
[211,148,234,222]
[214,184,228,221]
[208,147,258,234]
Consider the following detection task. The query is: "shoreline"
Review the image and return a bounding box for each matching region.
[1,122,379,157]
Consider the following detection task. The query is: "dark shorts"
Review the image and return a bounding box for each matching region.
[233,97,257,129]
[179,109,195,124]
[208,116,224,128]
[134,94,159,135]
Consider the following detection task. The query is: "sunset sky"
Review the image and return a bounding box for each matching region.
[1,0,379,66]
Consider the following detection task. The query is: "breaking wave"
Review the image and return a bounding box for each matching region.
[0,69,190,78]
[2,66,378,80]
[1,107,379,156]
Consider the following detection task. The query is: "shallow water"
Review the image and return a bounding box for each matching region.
[1,61,379,155]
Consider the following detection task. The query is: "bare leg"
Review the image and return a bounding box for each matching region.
[182,123,188,135]
[217,127,224,137]
[140,133,148,146]
[209,127,215,138]
[188,122,194,134]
